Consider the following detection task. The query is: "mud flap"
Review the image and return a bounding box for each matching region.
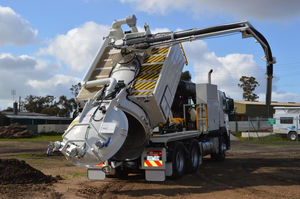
[87,168,106,180]
[165,162,173,176]
[145,170,165,181]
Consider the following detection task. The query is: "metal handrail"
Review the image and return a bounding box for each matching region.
[196,104,208,131]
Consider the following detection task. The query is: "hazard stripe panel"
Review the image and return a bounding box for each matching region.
[151,47,169,55]
[131,81,156,91]
[134,72,160,81]
[140,64,163,72]
[144,55,166,63]
[96,162,107,167]
[144,160,163,167]
[129,47,169,96]
[129,91,153,96]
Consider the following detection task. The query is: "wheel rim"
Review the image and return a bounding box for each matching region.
[191,147,199,168]
[221,143,226,152]
[176,151,184,173]
[290,133,297,141]
[199,155,203,165]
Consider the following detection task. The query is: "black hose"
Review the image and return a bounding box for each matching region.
[92,86,106,122]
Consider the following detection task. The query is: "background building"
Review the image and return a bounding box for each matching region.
[234,101,300,121]
[0,111,72,133]
[229,101,300,133]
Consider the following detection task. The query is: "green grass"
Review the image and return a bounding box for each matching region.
[238,133,300,146]
[0,134,62,142]
[72,172,86,178]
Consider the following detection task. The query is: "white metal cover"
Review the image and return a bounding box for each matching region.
[129,44,185,127]
[196,84,220,132]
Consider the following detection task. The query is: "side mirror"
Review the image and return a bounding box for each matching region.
[225,98,234,113]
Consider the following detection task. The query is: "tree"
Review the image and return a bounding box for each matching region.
[181,71,192,81]
[57,95,77,117]
[3,107,13,112]
[238,76,260,101]
[24,95,56,113]
[70,82,82,97]
[23,95,77,117]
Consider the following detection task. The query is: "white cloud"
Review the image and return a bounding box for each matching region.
[39,21,172,74]
[27,74,80,94]
[0,53,36,70]
[260,92,300,103]
[0,6,37,46]
[121,0,300,20]
[183,40,265,100]
[39,22,110,73]
[0,54,79,109]
[182,40,300,102]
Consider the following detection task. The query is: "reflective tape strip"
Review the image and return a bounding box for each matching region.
[144,160,163,167]
[96,162,107,167]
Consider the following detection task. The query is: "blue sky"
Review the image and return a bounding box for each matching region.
[0,0,300,109]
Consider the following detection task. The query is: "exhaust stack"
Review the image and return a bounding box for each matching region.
[208,69,213,84]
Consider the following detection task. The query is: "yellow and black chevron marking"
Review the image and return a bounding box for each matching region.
[131,81,156,91]
[129,47,169,96]
[129,91,153,96]
[135,72,160,81]
[140,64,163,72]
[151,47,169,55]
[144,55,166,63]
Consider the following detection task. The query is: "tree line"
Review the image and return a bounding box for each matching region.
[5,83,82,118]
[3,73,259,117]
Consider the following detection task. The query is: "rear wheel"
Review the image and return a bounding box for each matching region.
[288,131,298,141]
[211,135,226,161]
[187,139,201,173]
[171,142,186,179]
[115,166,129,179]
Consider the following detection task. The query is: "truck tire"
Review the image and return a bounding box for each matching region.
[211,135,226,161]
[115,166,129,179]
[171,142,186,179]
[186,139,201,173]
[288,131,298,141]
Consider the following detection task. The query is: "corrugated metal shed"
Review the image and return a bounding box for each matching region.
[234,101,300,119]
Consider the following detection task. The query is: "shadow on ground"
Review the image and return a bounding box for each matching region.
[105,157,300,197]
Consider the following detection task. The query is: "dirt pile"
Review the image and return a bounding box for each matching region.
[0,123,34,138]
[0,159,57,184]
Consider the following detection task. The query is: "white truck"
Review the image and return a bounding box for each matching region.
[49,15,275,181]
[273,107,300,141]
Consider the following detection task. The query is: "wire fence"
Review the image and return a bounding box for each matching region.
[229,117,300,145]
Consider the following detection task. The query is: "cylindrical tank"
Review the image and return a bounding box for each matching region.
[110,54,140,85]
[60,55,149,166]
[112,112,148,161]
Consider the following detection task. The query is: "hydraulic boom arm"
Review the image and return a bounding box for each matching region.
[53,15,276,170]
[110,20,275,108]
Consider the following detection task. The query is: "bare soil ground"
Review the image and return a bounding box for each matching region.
[1,140,300,199]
